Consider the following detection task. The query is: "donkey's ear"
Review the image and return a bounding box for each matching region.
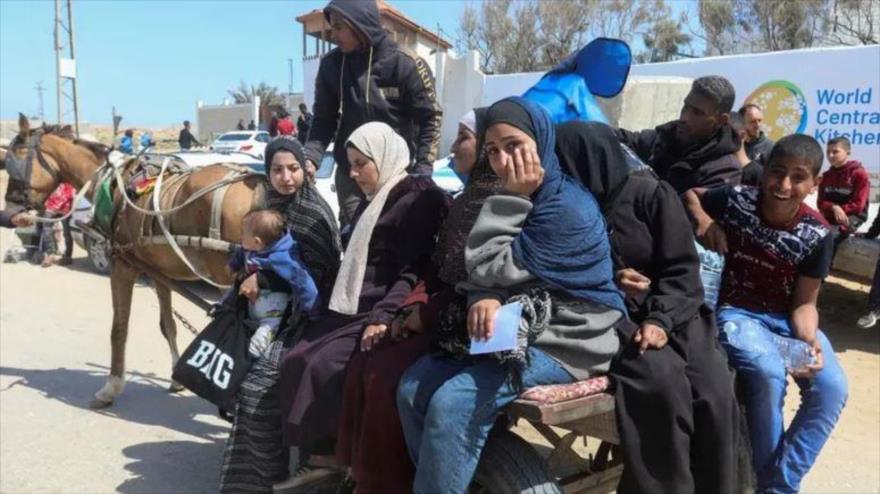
[18,113,30,135]
[59,125,75,140]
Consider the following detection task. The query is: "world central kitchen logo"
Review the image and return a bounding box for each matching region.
[746,80,879,145]
[745,80,809,142]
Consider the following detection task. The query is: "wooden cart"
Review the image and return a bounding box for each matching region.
[472,377,622,494]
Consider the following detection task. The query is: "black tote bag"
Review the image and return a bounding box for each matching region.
[172,297,255,409]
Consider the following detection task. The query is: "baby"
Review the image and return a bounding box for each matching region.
[230,209,319,357]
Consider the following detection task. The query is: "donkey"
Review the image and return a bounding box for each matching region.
[5,114,268,408]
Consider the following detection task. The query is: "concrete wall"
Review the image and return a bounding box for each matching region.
[434,50,486,158]
[433,52,693,155]
[300,48,693,159]
[195,99,259,142]
[302,57,321,111]
[597,76,693,131]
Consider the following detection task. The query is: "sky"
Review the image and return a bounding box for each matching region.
[0,0,470,127]
[0,0,702,128]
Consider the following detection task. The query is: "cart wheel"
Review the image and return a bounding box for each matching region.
[85,235,112,274]
[471,427,561,494]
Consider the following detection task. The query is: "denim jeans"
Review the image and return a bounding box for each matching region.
[869,258,880,310]
[396,348,574,494]
[717,306,848,494]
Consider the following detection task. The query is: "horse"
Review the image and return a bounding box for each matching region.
[4,114,268,408]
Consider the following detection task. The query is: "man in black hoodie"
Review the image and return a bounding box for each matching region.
[304,0,443,227]
[617,75,742,194]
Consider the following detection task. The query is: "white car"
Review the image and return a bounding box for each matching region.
[141,150,264,170]
[306,145,464,223]
[209,131,270,159]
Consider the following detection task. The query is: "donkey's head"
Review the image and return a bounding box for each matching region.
[5,113,109,210]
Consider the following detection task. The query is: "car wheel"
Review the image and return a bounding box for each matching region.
[84,235,112,274]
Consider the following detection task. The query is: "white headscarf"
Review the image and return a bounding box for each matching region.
[459,110,477,134]
[329,122,410,315]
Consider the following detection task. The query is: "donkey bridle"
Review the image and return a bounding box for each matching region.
[5,131,64,210]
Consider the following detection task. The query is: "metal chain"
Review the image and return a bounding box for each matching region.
[147,283,201,335]
[171,307,199,335]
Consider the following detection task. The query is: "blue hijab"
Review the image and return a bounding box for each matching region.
[487,97,625,313]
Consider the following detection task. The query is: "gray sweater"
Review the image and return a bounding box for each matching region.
[458,194,621,380]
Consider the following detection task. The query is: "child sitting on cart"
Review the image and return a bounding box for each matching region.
[229,209,319,357]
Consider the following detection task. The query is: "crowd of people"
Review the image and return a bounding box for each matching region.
[203,1,868,494]
[1,0,873,492]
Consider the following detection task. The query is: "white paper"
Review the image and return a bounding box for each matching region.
[469,302,522,355]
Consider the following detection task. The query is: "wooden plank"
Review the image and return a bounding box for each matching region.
[564,412,620,444]
[560,465,623,494]
[506,393,615,425]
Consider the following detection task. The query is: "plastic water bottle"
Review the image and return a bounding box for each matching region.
[723,320,816,371]
[696,242,725,310]
[770,333,816,371]
[722,320,767,356]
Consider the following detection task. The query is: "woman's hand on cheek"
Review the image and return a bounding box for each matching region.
[503,146,544,197]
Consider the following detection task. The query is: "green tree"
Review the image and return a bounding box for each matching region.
[693,0,837,55]
[456,0,689,73]
[821,0,878,45]
[693,0,756,55]
[227,80,285,107]
[642,18,693,62]
[752,0,829,51]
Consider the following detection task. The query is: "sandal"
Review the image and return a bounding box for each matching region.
[272,463,344,493]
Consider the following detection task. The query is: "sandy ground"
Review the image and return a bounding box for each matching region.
[0,221,878,492]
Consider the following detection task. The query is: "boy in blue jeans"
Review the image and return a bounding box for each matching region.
[684,134,848,493]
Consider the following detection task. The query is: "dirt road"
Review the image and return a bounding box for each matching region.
[1,224,878,493]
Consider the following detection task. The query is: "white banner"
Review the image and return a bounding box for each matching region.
[630,45,880,175]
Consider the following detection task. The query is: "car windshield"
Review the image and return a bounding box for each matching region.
[217,133,251,141]
[316,152,334,179]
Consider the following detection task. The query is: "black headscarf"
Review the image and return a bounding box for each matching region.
[264,136,306,170]
[481,100,537,145]
[555,121,631,211]
[263,136,342,307]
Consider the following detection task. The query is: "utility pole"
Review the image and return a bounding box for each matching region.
[54,0,80,135]
[288,58,294,96]
[54,0,61,126]
[34,81,46,121]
